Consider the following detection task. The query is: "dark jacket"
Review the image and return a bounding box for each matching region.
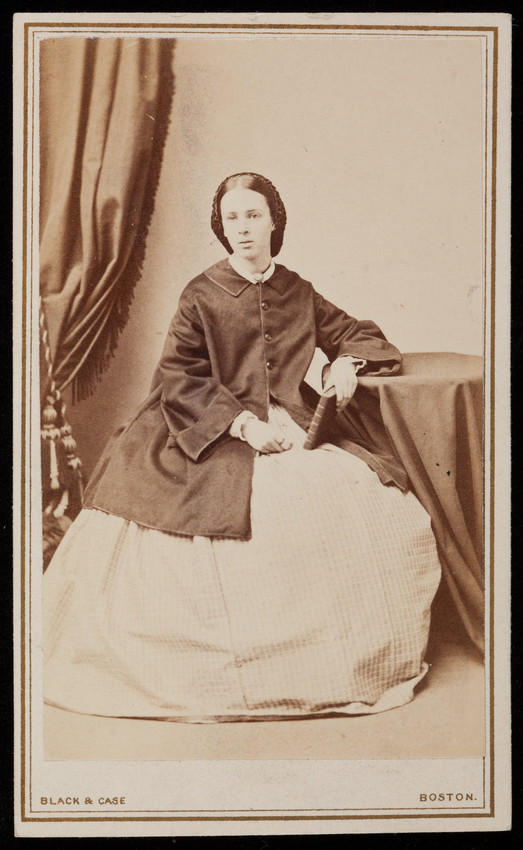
[84,260,405,538]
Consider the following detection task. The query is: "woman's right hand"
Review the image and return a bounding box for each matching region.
[242,419,293,454]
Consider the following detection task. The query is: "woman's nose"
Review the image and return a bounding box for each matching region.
[238,219,249,233]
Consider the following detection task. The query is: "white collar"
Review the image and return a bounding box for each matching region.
[228,254,276,284]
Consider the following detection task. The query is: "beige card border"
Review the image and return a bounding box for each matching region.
[13,12,511,836]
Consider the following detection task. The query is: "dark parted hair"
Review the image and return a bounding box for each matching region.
[211,172,287,257]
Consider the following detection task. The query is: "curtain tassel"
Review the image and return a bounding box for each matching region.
[59,418,84,515]
[40,394,84,516]
[41,395,62,490]
[49,439,60,490]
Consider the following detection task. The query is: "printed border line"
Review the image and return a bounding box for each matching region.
[27,31,496,40]
[27,805,488,814]
[20,18,29,828]
[20,812,498,824]
[21,20,499,823]
[26,24,35,818]
[29,23,37,819]
[480,30,489,819]
[23,20,495,822]
[21,21,501,31]
[28,21,32,819]
[23,20,495,823]
[488,21,499,822]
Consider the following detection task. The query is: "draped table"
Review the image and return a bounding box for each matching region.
[354,352,484,653]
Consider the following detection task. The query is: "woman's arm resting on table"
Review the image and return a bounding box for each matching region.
[313,289,403,376]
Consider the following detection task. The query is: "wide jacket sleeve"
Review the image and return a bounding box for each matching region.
[159,296,244,462]
[313,289,402,375]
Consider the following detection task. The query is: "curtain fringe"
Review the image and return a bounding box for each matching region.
[71,40,176,404]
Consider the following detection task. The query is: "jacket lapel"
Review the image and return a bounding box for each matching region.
[266,265,292,295]
[203,260,251,296]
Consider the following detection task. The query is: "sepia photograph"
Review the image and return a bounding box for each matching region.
[14,12,511,837]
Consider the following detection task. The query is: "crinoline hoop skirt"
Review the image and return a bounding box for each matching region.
[44,406,441,721]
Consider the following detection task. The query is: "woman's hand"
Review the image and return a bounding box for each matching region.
[242,419,293,454]
[328,357,359,412]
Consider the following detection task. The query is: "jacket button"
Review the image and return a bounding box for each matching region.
[266,360,273,370]
[264,332,272,341]
[261,301,269,311]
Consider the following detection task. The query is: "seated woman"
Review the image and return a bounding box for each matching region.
[43,172,441,721]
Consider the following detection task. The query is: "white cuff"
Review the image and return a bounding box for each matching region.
[337,355,367,373]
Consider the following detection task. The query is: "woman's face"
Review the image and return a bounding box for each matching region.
[220,187,275,264]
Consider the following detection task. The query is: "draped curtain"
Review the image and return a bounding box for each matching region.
[39,37,175,564]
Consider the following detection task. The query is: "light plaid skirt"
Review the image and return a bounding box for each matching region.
[44,406,441,720]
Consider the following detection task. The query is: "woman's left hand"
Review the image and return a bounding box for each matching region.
[327,358,359,412]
